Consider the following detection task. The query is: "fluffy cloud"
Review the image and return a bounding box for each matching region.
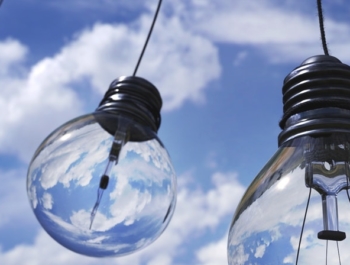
[0,169,35,228]
[0,171,245,265]
[196,236,228,265]
[49,14,220,110]
[0,39,27,75]
[177,0,350,63]
[0,39,83,162]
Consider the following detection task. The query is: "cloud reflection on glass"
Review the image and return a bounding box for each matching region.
[27,112,176,257]
[228,135,350,264]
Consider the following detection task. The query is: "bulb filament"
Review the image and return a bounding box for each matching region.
[90,175,109,229]
[89,120,129,230]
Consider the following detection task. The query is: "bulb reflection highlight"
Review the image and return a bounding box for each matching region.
[276,175,290,190]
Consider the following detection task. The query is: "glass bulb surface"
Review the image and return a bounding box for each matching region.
[27,112,176,257]
[228,134,350,265]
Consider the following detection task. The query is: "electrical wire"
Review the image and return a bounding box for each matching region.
[325,240,328,265]
[337,241,342,265]
[133,0,163,76]
[346,170,350,203]
[296,187,312,265]
[317,0,329,55]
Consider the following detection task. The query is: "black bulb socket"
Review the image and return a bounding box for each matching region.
[95,76,162,141]
[278,55,350,146]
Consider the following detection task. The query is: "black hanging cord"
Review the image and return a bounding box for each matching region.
[133,0,163,76]
[296,187,312,265]
[317,0,329,55]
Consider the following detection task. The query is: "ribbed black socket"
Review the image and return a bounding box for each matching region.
[96,76,162,130]
[278,55,350,146]
[95,76,162,141]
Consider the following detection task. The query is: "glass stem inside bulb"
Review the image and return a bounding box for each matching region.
[304,146,350,241]
[322,194,339,232]
[89,119,129,230]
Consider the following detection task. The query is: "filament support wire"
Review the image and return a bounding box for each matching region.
[295,187,312,265]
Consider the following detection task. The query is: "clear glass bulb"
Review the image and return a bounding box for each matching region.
[27,111,176,257]
[228,133,350,264]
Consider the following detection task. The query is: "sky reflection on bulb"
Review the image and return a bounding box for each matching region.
[27,113,176,257]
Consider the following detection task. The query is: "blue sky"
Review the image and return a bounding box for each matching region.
[1,0,350,264]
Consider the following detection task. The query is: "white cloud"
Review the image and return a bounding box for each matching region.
[42,192,53,210]
[23,14,220,111]
[146,254,172,265]
[0,171,246,265]
[0,39,83,163]
[0,169,36,228]
[196,236,228,265]
[0,38,27,75]
[189,2,317,44]
[178,0,350,63]
[254,243,267,258]
[169,0,350,65]
[0,230,97,265]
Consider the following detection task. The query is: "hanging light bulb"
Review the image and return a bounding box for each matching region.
[26,0,175,258]
[27,76,176,257]
[227,55,350,264]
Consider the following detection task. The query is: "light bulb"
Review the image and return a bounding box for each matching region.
[27,76,176,257]
[228,56,350,264]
